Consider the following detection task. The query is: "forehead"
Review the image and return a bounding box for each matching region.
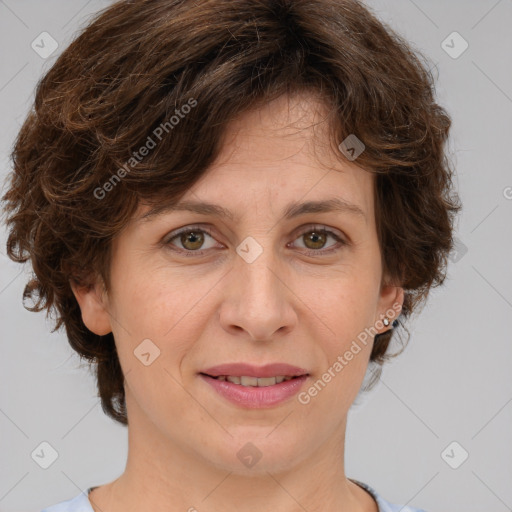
[135,92,374,224]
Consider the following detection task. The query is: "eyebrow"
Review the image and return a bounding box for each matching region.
[139,197,366,223]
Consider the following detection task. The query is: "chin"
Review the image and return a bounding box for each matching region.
[206,430,308,475]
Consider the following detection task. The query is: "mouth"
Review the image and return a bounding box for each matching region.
[198,372,310,408]
[198,362,310,408]
[199,373,306,387]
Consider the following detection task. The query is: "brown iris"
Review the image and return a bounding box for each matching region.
[178,229,328,252]
[180,230,205,250]
[303,230,327,250]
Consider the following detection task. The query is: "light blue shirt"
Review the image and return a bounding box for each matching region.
[40,479,427,512]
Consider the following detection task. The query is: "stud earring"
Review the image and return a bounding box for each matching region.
[383,317,390,327]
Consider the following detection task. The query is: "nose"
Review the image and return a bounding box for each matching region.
[218,248,298,341]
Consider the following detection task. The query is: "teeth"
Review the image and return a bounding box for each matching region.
[214,375,297,387]
[239,376,258,386]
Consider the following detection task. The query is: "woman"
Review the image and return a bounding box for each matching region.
[2,0,460,511]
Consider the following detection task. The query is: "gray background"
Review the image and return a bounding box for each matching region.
[0,1,511,511]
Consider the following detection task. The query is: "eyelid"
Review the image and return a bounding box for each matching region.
[292,224,345,242]
[162,224,218,246]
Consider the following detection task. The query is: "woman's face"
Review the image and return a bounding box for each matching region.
[74,92,403,474]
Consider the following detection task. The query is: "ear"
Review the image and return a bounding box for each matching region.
[375,279,404,334]
[70,277,112,336]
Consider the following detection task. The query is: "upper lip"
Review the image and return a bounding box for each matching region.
[200,363,310,378]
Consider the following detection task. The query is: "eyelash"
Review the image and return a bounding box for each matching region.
[163,224,348,258]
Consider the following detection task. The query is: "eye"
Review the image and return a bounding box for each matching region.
[163,224,347,257]
[164,225,220,255]
[289,225,347,256]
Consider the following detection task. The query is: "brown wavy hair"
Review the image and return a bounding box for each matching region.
[1,0,461,426]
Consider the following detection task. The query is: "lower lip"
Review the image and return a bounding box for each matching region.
[199,374,309,408]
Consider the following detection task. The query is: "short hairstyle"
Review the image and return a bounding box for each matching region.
[2,0,461,426]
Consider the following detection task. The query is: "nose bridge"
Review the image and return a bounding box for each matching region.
[237,240,282,307]
[220,236,296,339]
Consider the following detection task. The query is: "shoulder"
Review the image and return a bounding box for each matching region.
[40,489,94,512]
[350,478,428,512]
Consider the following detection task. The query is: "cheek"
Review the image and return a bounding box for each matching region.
[308,279,379,399]
[108,255,218,353]
[312,268,379,334]
[109,270,164,331]
[108,246,172,322]
[312,281,377,407]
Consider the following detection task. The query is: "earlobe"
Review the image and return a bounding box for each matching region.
[70,279,112,336]
[377,283,404,333]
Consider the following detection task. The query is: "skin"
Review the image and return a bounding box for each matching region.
[72,91,404,512]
